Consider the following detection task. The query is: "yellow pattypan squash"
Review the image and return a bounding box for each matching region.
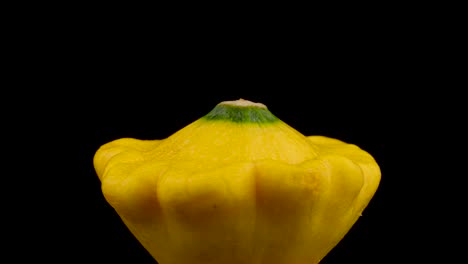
[94,99,381,264]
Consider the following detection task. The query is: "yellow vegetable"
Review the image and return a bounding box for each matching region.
[94,99,380,264]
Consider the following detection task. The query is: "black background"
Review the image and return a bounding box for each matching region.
[12,6,455,263]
